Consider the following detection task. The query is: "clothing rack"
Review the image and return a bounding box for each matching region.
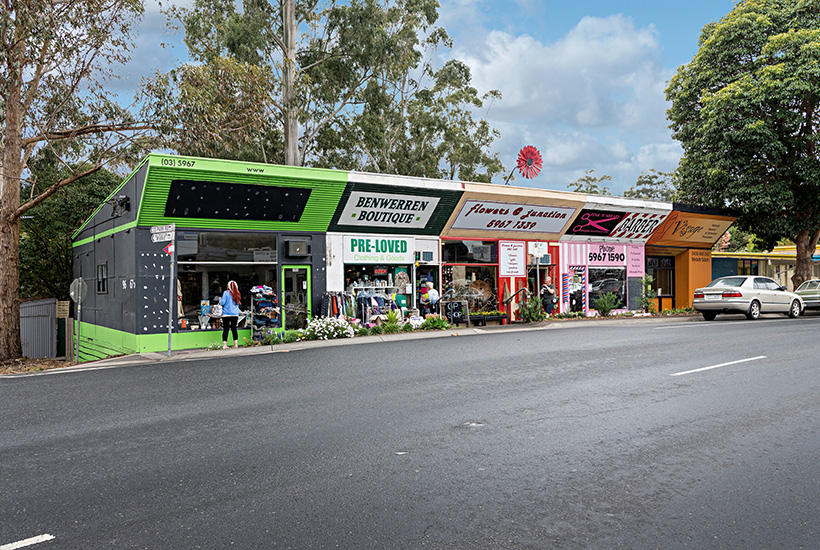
[320,292,356,319]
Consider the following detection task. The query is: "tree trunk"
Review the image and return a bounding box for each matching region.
[792,227,820,289]
[282,0,300,166]
[0,87,24,360]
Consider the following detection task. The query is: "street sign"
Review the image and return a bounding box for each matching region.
[70,278,87,303]
[163,243,174,255]
[151,231,174,243]
[150,224,175,234]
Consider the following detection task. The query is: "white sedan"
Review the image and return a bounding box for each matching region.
[693,276,803,321]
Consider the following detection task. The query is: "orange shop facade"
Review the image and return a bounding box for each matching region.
[644,205,737,310]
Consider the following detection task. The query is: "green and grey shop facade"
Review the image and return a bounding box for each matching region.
[72,155,347,360]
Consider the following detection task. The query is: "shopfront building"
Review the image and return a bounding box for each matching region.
[645,205,737,310]
[325,172,462,320]
[441,185,586,321]
[558,199,671,315]
[72,155,346,360]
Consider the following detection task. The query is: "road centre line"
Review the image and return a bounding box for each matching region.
[0,535,55,550]
[671,356,767,377]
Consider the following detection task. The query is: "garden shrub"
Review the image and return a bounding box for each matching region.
[304,316,356,340]
[420,316,450,330]
[593,292,621,317]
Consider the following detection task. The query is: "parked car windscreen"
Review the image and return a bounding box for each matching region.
[706,277,747,288]
[797,280,820,291]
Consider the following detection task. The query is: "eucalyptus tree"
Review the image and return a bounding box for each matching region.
[152,0,442,166]
[667,0,820,287]
[623,169,677,201]
[149,0,504,180]
[315,58,504,182]
[567,170,613,195]
[1,0,150,359]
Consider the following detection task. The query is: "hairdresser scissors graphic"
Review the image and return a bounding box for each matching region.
[572,213,623,234]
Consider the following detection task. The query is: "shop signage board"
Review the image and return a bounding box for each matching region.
[337,191,441,229]
[566,210,626,237]
[343,236,415,264]
[587,243,626,266]
[451,200,575,234]
[610,212,667,240]
[627,246,644,277]
[499,241,526,277]
[646,211,735,248]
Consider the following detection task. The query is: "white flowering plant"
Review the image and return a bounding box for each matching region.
[304,316,356,340]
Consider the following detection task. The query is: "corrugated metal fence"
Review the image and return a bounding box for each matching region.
[20,299,57,358]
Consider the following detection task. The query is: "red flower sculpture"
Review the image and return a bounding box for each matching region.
[516,146,543,179]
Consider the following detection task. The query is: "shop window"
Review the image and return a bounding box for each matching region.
[442,240,498,263]
[176,231,278,263]
[589,268,626,310]
[175,267,278,331]
[443,265,499,313]
[96,262,108,294]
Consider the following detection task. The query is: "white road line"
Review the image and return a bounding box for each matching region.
[671,356,767,377]
[0,535,55,550]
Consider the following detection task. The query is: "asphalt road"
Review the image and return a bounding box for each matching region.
[2,314,820,549]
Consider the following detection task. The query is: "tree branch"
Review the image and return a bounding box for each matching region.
[21,122,151,146]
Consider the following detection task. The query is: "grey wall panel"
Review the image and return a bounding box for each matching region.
[20,299,57,358]
[74,163,146,243]
[137,227,174,335]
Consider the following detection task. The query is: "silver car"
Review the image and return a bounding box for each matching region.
[693,276,803,320]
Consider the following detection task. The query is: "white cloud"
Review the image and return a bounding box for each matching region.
[445,14,681,193]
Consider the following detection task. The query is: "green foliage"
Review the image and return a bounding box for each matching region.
[381,309,403,334]
[402,322,415,332]
[281,330,304,344]
[659,307,697,316]
[593,292,621,317]
[369,324,383,335]
[356,327,370,337]
[150,0,504,180]
[262,331,281,345]
[666,0,820,284]
[419,316,450,330]
[522,296,546,323]
[19,157,120,300]
[623,169,677,201]
[638,274,658,314]
[567,170,612,195]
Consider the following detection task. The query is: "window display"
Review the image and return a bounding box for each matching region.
[588,267,626,310]
[443,265,498,313]
[442,240,497,263]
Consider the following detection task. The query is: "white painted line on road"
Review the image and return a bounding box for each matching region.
[0,535,55,550]
[671,356,767,377]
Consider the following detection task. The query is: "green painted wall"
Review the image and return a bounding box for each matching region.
[74,320,255,362]
[138,155,347,231]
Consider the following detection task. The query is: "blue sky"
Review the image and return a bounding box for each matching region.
[120,0,738,193]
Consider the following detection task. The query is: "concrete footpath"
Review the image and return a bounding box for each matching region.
[9,315,701,376]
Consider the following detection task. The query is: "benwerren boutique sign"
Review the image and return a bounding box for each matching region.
[338,191,440,229]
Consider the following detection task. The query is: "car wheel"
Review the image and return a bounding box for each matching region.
[788,300,801,318]
[702,311,717,321]
[746,300,761,320]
